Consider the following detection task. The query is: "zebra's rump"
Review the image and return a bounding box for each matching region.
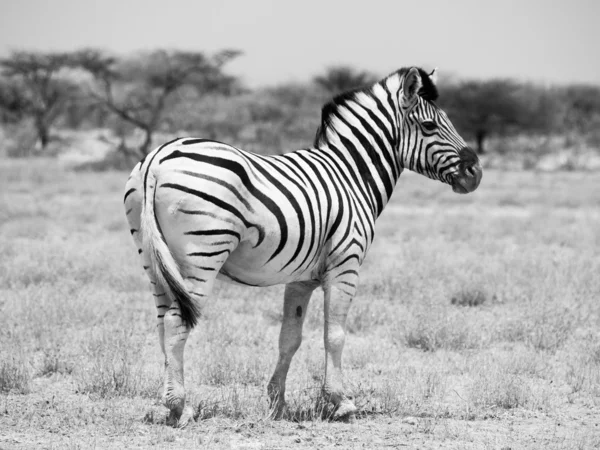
[137,139,335,286]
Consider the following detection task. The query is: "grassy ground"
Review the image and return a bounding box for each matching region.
[1,158,599,449]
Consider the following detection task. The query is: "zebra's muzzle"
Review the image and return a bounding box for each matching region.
[450,147,482,194]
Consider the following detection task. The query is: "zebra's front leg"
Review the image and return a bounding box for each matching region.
[322,280,358,420]
[268,281,317,419]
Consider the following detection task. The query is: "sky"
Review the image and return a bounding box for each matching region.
[0,0,598,87]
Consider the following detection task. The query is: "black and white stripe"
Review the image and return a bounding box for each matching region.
[124,67,481,327]
[122,66,482,423]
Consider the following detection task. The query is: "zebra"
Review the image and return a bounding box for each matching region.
[123,66,482,426]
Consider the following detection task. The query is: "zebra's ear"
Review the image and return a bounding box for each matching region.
[429,68,438,86]
[402,67,422,106]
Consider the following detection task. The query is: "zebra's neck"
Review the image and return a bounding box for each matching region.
[314,74,404,217]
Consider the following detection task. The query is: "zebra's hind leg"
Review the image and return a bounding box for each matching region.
[162,298,194,427]
[151,283,192,426]
[322,281,358,421]
[162,266,218,428]
[152,282,171,378]
[146,272,188,426]
[268,281,317,419]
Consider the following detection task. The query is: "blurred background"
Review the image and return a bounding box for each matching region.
[0,0,598,171]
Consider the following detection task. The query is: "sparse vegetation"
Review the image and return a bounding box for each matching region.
[74,329,160,399]
[403,310,482,352]
[73,48,242,158]
[1,159,599,448]
[0,51,78,151]
[0,49,599,170]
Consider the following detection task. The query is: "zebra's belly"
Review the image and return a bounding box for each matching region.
[217,245,318,287]
[216,268,309,287]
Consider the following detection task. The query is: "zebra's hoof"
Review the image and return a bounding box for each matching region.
[166,410,179,427]
[167,405,194,428]
[333,398,357,422]
[176,406,195,428]
[269,402,288,420]
[345,412,356,424]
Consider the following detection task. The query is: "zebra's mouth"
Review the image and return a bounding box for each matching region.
[451,180,469,194]
[449,148,482,194]
[449,167,482,194]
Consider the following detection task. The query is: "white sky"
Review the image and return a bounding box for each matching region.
[0,0,598,87]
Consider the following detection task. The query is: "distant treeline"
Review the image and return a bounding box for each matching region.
[0,49,599,160]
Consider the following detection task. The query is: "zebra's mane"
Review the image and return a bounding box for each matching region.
[314,67,438,147]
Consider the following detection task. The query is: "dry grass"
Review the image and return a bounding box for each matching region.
[0,353,31,395]
[1,159,600,448]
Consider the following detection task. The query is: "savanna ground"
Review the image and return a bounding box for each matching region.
[1,158,599,449]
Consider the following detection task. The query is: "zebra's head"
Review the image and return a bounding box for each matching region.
[397,67,482,194]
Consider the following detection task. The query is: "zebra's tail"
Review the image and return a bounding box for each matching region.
[141,167,201,328]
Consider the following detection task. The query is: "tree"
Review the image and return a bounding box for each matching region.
[0,51,77,148]
[0,78,25,123]
[73,48,242,157]
[440,79,535,154]
[558,84,600,132]
[314,66,378,95]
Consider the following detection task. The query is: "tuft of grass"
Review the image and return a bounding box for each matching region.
[0,353,31,394]
[498,308,577,353]
[503,348,549,378]
[469,370,531,411]
[76,355,159,399]
[403,310,483,352]
[283,390,347,422]
[75,330,160,399]
[187,384,270,422]
[564,349,600,401]
[202,348,268,387]
[450,288,488,307]
[346,300,390,334]
[353,365,449,418]
[527,310,577,353]
[467,353,552,414]
[194,389,249,421]
[38,347,75,377]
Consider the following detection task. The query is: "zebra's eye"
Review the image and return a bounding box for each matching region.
[422,120,438,131]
